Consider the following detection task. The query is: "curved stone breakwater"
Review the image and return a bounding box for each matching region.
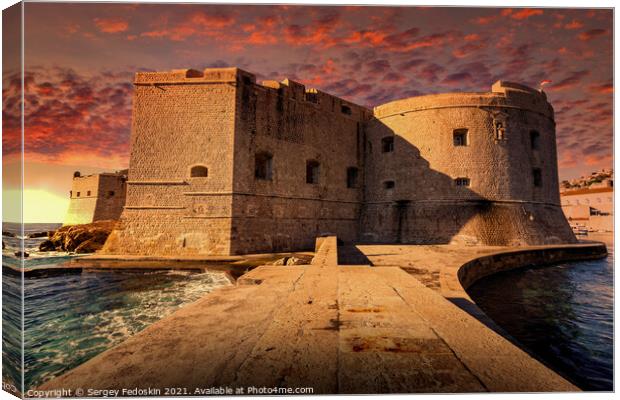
[38,238,605,394]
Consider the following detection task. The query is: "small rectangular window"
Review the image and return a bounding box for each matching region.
[255,152,273,181]
[533,168,542,187]
[306,160,320,184]
[530,130,540,150]
[341,104,352,115]
[347,167,359,188]
[453,129,469,146]
[455,178,470,187]
[76,192,81,197]
[87,190,91,196]
[383,180,395,189]
[382,137,394,153]
[108,191,115,197]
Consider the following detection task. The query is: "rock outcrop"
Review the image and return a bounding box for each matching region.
[39,220,116,254]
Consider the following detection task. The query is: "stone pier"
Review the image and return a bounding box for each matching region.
[39,238,607,394]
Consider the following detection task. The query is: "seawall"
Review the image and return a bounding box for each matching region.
[457,242,607,290]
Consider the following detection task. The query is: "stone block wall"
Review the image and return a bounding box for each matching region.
[63,171,127,226]
[102,68,239,255]
[101,69,576,256]
[229,76,370,253]
[361,82,575,245]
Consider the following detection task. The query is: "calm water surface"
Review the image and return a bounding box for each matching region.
[2,223,235,391]
[468,234,613,391]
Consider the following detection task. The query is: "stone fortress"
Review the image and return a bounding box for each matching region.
[98,67,576,256]
[63,170,128,226]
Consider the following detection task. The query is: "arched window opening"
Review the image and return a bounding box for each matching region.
[190,165,209,178]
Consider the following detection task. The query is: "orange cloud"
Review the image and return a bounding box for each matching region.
[510,9,544,20]
[588,83,613,94]
[564,19,584,30]
[141,11,234,41]
[94,17,129,33]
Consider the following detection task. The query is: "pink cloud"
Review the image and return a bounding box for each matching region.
[578,29,608,41]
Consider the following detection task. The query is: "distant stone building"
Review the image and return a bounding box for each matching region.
[561,183,613,232]
[63,170,128,226]
[101,67,576,256]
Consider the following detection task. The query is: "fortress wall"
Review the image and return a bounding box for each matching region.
[228,77,369,253]
[102,68,240,255]
[63,175,100,225]
[91,173,128,222]
[101,69,577,255]
[361,83,575,245]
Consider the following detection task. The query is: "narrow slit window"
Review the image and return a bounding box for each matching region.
[382,137,394,153]
[533,168,542,187]
[306,160,320,184]
[255,152,273,181]
[347,167,359,188]
[455,177,470,187]
[190,165,209,178]
[530,130,540,150]
[453,129,469,146]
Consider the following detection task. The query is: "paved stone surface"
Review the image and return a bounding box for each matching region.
[38,238,590,394]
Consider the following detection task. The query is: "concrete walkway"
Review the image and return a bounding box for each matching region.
[38,237,587,394]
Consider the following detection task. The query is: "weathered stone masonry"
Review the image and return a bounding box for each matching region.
[64,170,127,226]
[102,68,576,256]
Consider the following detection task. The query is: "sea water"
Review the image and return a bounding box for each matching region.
[2,223,234,391]
[468,234,613,391]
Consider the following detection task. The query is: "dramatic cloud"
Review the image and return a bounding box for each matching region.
[16,4,613,180]
[3,67,132,168]
[141,11,234,41]
[94,17,129,33]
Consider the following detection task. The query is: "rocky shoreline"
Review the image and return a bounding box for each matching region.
[39,220,116,254]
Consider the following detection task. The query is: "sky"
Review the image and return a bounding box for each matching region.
[1,3,614,222]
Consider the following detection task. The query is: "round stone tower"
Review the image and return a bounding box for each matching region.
[361,81,576,246]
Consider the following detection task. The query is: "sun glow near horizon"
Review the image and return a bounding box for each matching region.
[3,189,69,224]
